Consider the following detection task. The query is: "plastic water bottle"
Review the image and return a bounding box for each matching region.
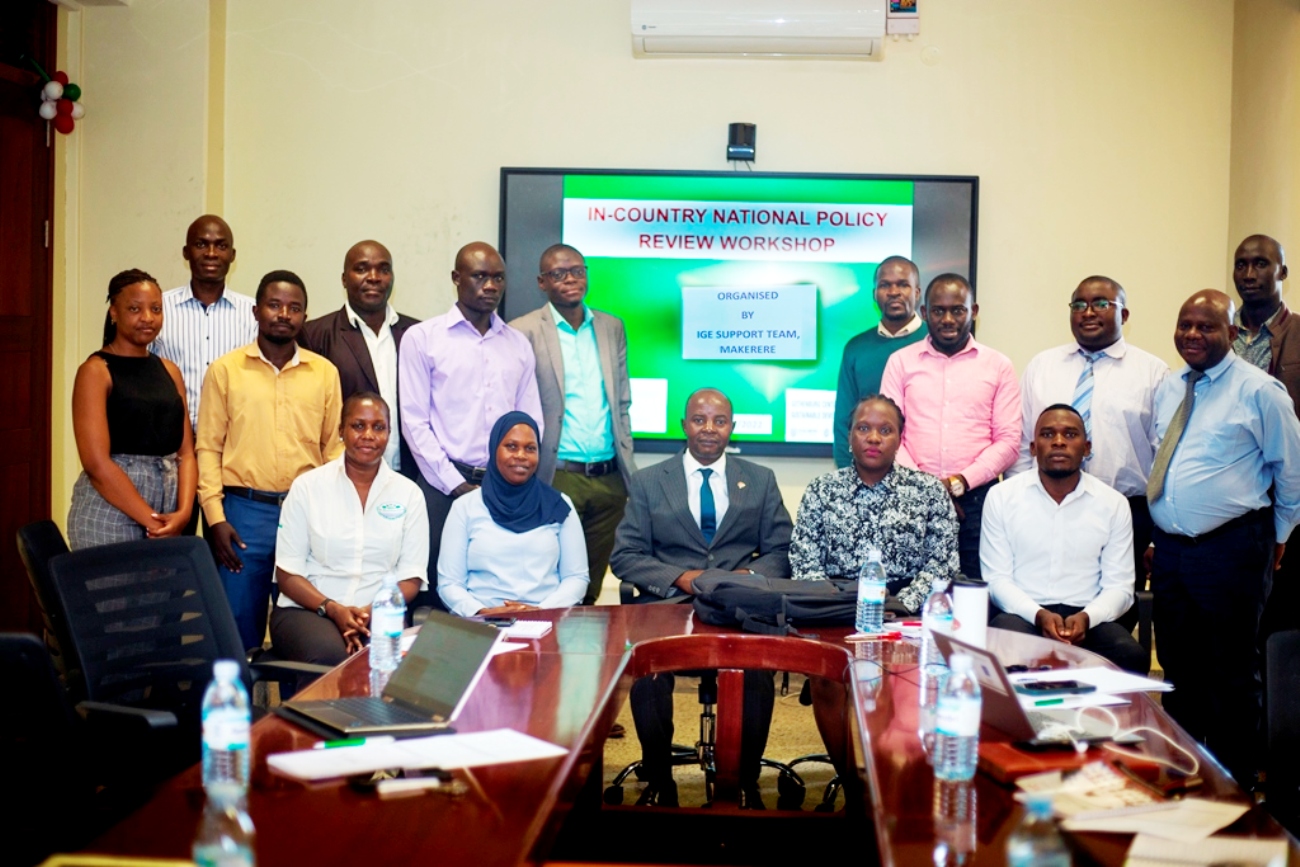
[856,548,888,634]
[193,787,255,867]
[934,652,981,782]
[369,573,405,674]
[1006,793,1070,867]
[201,659,250,795]
[919,579,954,751]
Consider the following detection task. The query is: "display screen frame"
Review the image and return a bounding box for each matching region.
[499,166,979,458]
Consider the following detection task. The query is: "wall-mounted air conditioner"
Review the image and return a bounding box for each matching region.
[631,0,887,60]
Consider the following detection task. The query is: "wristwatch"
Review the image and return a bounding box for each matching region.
[316,599,333,617]
[946,475,967,498]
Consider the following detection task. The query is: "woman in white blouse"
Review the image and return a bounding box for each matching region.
[437,411,589,617]
[270,393,429,666]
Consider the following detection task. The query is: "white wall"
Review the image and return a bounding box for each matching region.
[55,0,1245,519]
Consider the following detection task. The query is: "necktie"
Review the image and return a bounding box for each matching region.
[1072,349,1107,441]
[699,468,716,545]
[1146,370,1205,502]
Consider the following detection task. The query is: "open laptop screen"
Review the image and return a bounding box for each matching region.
[383,612,502,721]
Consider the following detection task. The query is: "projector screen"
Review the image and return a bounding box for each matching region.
[500,169,978,457]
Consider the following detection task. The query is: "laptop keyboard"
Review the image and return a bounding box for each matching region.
[328,697,434,726]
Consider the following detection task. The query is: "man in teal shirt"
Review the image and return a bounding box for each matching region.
[512,245,637,604]
[832,256,930,467]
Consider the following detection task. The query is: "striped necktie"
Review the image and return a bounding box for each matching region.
[1146,370,1205,502]
[1072,349,1107,440]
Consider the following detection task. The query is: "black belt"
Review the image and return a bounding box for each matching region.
[223,486,289,507]
[1158,507,1272,545]
[451,461,488,483]
[556,458,618,478]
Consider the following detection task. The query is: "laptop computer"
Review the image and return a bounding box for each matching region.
[932,632,1141,748]
[280,610,504,736]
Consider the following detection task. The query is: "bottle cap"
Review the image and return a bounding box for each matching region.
[949,652,973,673]
[213,659,240,682]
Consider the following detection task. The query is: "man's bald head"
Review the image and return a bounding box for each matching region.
[1174,289,1238,371]
[454,241,502,273]
[1233,234,1289,309]
[182,214,236,286]
[451,242,506,318]
[344,240,391,270]
[342,240,394,317]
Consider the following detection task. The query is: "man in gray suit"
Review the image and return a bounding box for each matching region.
[611,388,793,807]
[511,244,636,604]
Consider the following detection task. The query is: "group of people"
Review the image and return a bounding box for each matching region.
[67,212,1297,793]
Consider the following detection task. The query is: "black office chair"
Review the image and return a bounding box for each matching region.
[1265,629,1300,834]
[0,632,164,865]
[16,520,79,695]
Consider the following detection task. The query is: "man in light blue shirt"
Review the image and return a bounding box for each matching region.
[511,245,636,605]
[1148,289,1300,788]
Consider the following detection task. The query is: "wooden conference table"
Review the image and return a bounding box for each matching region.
[87,605,1288,866]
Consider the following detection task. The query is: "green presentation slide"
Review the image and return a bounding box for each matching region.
[561,174,915,445]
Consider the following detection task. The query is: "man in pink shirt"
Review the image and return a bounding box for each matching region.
[399,242,543,609]
[880,273,1020,580]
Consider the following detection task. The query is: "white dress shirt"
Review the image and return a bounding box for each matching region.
[1010,339,1169,497]
[981,470,1135,626]
[436,488,589,617]
[345,303,403,471]
[683,451,730,531]
[274,456,429,609]
[151,283,257,430]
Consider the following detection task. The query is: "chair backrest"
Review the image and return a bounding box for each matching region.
[16,520,78,694]
[46,536,252,735]
[1266,629,1300,829]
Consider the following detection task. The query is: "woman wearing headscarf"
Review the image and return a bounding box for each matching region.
[437,411,589,616]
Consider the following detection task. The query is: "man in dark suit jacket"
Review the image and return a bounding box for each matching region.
[299,240,421,477]
[610,388,793,808]
[511,244,636,604]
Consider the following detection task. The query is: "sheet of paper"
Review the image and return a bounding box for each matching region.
[1124,832,1287,867]
[1062,798,1249,841]
[502,620,552,640]
[1018,691,1129,711]
[268,728,569,782]
[1010,667,1172,693]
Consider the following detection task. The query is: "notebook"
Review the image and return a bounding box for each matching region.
[281,611,504,736]
[932,632,1141,749]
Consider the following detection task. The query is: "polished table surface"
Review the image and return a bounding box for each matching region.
[87,606,1292,866]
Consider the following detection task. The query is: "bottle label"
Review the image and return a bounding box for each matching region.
[935,696,980,736]
[203,707,250,750]
[925,611,954,634]
[858,583,887,604]
[372,608,404,639]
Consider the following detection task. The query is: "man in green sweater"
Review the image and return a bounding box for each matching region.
[832,256,930,467]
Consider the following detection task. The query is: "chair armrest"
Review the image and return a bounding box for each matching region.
[251,660,333,677]
[77,700,178,731]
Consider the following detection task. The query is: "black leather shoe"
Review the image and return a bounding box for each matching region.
[635,780,679,808]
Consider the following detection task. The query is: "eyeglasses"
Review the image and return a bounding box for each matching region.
[540,266,588,282]
[1068,299,1122,312]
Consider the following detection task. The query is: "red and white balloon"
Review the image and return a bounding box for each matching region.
[38,70,85,135]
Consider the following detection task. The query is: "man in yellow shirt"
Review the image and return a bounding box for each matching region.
[197,270,343,650]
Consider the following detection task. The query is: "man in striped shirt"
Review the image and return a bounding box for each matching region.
[152,215,257,534]
[152,215,257,432]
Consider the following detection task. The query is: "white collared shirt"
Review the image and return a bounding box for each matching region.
[877,313,924,339]
[274,456,429,609]
[151,283,257,430]
[346,303,403,470]
[1010,339,1169,497]
[254,343,301,373]
[683,451,729,532]
[980,470,1135,625]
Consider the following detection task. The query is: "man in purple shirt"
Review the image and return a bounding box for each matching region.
[880,274,1021,580]
[399,242,543,607]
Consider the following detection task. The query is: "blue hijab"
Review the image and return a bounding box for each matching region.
[482,411,571,533]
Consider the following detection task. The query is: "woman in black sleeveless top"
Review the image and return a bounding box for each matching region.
[68,269,197,549]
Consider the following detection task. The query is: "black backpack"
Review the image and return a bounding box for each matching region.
[691,574,859,635]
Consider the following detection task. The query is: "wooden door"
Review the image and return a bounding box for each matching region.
[0,0,56,632]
